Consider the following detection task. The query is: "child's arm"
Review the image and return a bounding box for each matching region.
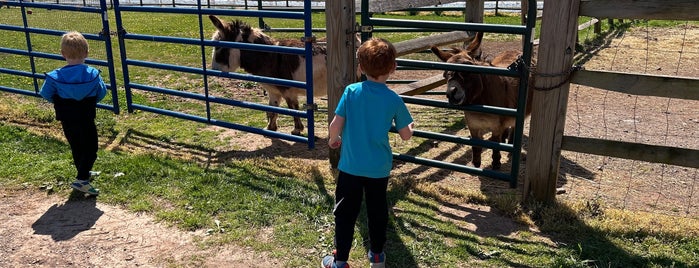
[328,115,345,149]
[39,78,56,103]
[398,122,414,141]
[95,75,108,102]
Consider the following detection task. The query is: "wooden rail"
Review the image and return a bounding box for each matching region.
[571,70,699,101]
[563,137,699,169]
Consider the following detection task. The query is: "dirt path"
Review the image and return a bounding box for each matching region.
[0,188,278,267]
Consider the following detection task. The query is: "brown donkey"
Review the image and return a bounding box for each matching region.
[209,15,328,136]
[431,32,533,169]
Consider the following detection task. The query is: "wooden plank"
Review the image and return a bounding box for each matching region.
[394,31,472,57]
[326,0,357,169]
[394,74,446,96]
[525,0,581,203]
[571,69,699,101]
[577,18,599,31]
[356,0,463,13]
[562,136,699,169]
[579,0,699,20]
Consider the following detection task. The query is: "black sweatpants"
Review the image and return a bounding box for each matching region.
[333,171,389,262]
[60,119,98,181]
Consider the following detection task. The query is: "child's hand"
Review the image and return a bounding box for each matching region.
[329,136,342,149]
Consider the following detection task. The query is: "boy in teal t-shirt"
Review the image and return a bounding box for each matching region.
[323,38,414,268]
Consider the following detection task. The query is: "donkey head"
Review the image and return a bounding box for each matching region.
[430,32,487,106]
[209,15,270,72]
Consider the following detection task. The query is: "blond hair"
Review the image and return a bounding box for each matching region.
[356,37,396,78]
[60,31,89,60]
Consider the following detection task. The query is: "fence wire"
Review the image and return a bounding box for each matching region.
[562,21,698,218]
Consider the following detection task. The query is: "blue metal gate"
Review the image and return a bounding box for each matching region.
[360,0,538,187]
[0,0,120,114]
[113,0,317,148]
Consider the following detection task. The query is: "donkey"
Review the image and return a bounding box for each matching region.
[209,15,328,136]
[430,32,534,169]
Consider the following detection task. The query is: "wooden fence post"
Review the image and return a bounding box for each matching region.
[524,0,580,202]
[465,0,484,39]
[325,0,357,170]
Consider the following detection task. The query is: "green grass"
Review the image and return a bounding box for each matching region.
[2,8,699,267]
[1,120,697,267]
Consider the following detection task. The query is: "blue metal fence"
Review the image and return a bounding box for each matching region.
[0,0,120,113]
[360,0,538,187]
[113,0,317,147]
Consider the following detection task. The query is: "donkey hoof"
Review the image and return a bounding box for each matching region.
[473,161,481,168]
[291,130,303,136]
[492,162,501,170]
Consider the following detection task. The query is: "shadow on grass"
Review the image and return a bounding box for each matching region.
[105,128,331,165]
[352,96,683,265]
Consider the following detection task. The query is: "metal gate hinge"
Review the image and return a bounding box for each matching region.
[303,103,318,111]
[301,36,317,43]
[354,23,373,33]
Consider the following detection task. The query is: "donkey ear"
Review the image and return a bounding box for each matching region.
[209,15,226,31]
[430,46,453,62]
[465,32,483,59]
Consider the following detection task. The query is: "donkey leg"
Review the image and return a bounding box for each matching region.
[469,128,483,168]
[489,132,503,170]
[504,127,514,144]
[266,92,282,131]
[283,94,304,136]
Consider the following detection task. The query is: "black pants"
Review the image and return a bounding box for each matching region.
[334,171,389,262]
[61,119,98,181]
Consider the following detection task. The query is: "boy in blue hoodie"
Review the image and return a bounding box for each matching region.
[40,31,107,195]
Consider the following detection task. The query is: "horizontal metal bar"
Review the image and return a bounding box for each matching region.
[116,6,304,20]
[392,153,511,181]
[0,85,117,112]
[203,39,305,55]
[210,119,309,143]
[368,18,528,35]
[207,68,308,89]
[124,59,307,89]
[265,27,458,33]
[130,104,308,143]
[0,86,38,97]
[0,67,41,79]
[3,2,102,12]
[128,83,308,118]
[201,7,305,19]
[123,34,307,56]
[400,96,518,116]
[411,129,515,152]
[0,25,109,43]
[96,103,117,112]
[1,49,109,67]
[398,59,519,77]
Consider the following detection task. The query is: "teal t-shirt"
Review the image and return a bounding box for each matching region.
[335,80,413,178]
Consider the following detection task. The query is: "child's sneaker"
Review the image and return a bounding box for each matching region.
[71,180,99,195]
[368,251,385,268]
[321,255,349,268]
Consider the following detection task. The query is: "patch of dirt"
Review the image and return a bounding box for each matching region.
[0,188,280,267]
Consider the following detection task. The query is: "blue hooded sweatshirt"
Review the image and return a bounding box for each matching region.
[39,64,107,121]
